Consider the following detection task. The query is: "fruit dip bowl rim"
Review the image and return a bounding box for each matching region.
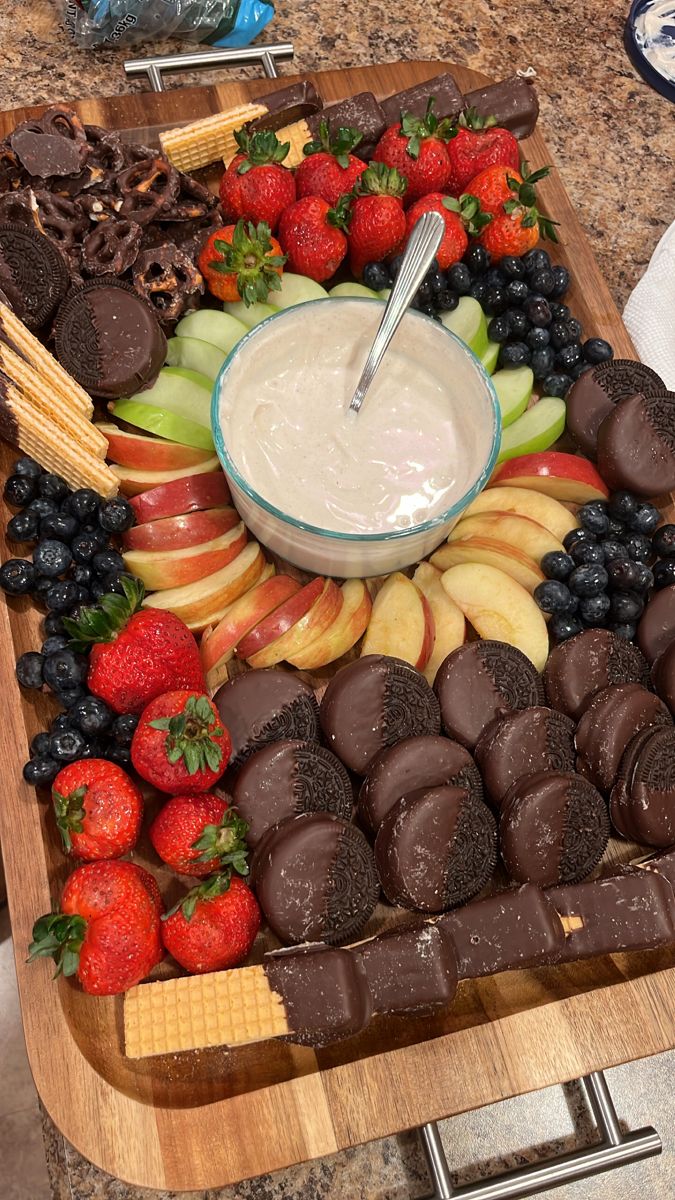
[211,296,501,545]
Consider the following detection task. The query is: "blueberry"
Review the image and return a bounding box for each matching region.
[653,560,675,591]
[416,279,433,304]
[42,649,88,692]
[435,289,458,312]
[522,296,552,327]
[543,372,572,398]
[55,685,88,708]
[483,286,508,317]
[32,576,53,605]
[447,262,471,294]
[106,743,132,767]
[13,456,42,479]
[623,532,652,563]
[487,316,510,343]
[572,361,593,381]
[610,591,644,623]
[6,509,40,543]
[606,558,639,590]
[652,524,675,557]
[73,585,91,607]
[44,612,66,636]
[550,303,570,322]
[563,528,597,552]
[556,343,582,371]
[541,551,575,580]
[464,245,489,275]
[566,318,583,340]
[569,564,609,597]
[468,280,487,304]
[609,622,637,641]
[30,732,51,758]
[578,502,610,536]
[608,491,638,522]
[533,580,575,614]
[579,593,611,625]
[4,474,36,507]
[64,488,99,522]
[505,279,529,305]
[506,309,529,338]
[549,265,570,299]
[571,541,605,566]
[527,327,551,349]
[23,757,60,787]
[0,558,35,595]
[499,256,525,280]
[104,572,136,597]
[15,651,44,689]
[499,342,531,368]
[362,262,391,291]
[607,516,625,537]
[32,539,72,578]
[49,729,87,763]
[601,539,628,563]
[39,511,78,543]
[42,634,68,656]
[426,267,448,295]
[550,321,574,350]
[79,738,108,761]
[45,580,79,614]
[69,695,113,736]
[38,474,68,502]
[529,268,555,296]
[582,337,613,364]
[112,712,139,745]
[26,497,57,520]
[633,564,654,593]
[90,577,111,601]
[628,503,661,535]
[50,712,74,734]
[71,532,102,564]
[531,347,555,379]
[483,267,504,287]
[549,613,583,642]
[522,248,551,274]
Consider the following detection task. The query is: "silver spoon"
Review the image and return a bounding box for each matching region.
[348,209,445,415]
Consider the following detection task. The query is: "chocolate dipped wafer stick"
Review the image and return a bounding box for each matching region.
[547,871,675,960]
[461,74,539,138]
[380,73,464,127]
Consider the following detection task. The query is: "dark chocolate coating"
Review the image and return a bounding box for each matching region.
[544,628,651,721]
[0,223,68,331]
[610,727,675,848]
[264,945,372,1047]
[566,359,664,458]
[652,639,675,716]
[609,725,657,838]
[306,93,386,160]
[434,639,544,750]
[475,706,576,810]
[354,922,458,1016]
[246,81,322,133]
[374,785,497,913]
[499,771,610,887]
[357,733,482,833]
[638,585,675,665]
[10,128,84,177]
[462,75,539,138]
[596,391,675,498]
[233,738,353,847]
[439,884,564,977]
[214,668,319,771]
[642,849,675,892]
[381,72,464,127]
[548,871,675,959]
[251,812,379,945]
[320,655,440,775]
[575,682,672,794]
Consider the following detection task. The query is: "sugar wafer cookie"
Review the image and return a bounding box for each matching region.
[0,301,93,417]
[0,340,106,457]
[160,104,268,173]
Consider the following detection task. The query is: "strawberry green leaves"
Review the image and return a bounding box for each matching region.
[28,912,87,978]
[303,120,363,169]
[443,193,492,236]
[149,694,224,776]
[64,575,145,652]
[192,809,250,871]
[234,129,290,173]
[52,785,87,854]
[400,98,457,159]
[164,867,248,922]
[211,219,287,306]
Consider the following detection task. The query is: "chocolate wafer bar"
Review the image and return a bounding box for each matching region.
[547,871,675,960]
[381,72,464,127]
[273,93,388,169]
[354,923,458,1016]
[438,884,565,977]
[245,81,323,134]
[462,74,539,138]
[0,301,93,417]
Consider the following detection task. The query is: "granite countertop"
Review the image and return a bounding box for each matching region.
[2,2,674,1197]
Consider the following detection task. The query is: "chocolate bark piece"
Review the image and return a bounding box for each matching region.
[461,74,539,138]
[53,278,166,401]
[0,223,69,331]
[547,871,675,959]
[357,733,483,834]
[246,81,323,134]
[438,883,565,977]
[251,812,379,945]
[434,639,545,751]
[652,639,675,716]
[214,668,319,772]
[354,922,458,1016]
[566,359,664,459]
[475,706,576,810]
[374,785,497,913]
[596,390,675,498]
[263,944,372,1047]
[610,727,675,848]
[232,738,353,847]
[575,682,672,794]
[381,72,464,127]
[10,128,85,178]
[544,628,651,721]
[320,655,440,775]
[609,725,657,838]
[306,93,387,160]
[638,585,675,665]
[499,771,610,887]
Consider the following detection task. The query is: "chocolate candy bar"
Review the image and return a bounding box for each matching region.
[306,93,387,160]
[380,72,463,127]
[461,74,539,139]
[354,923,458,1016]
[547,871,675,960]
[264,945,372,1046]
[438,884,565,978]
[245,81,323,134]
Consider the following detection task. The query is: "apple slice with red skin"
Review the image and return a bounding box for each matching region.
[431,536,545,594]
[287,578,373,670]
[123,523,247,591]
[129,471,231,524]
[122,506,240,552]
[202,572,302,687]
[111,455,221,498]
[489,452,609,503]
[361,572,435,671]
[97,423,214,472]
[463,486,578,542]
[412,563,466,685]
[440,562,549,671]
[142,542,265,626]
[246,579,344,669]
[449,511,565,563]
[236,576,326,661]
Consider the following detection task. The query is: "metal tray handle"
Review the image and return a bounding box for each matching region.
[124,43,294,92]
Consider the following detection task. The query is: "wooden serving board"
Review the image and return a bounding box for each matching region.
[0,60,674,1193]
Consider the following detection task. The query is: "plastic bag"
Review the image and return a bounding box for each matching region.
[62,0,275,49]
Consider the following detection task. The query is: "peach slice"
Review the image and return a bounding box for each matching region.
[123,507,240,552]
[412,562,466,684]
[129,472,231,525]
[201,571,301,688]
[246,579,344,669]
[97,423,214,472]
[287,578,373,670]
[449,511,564,563]
[123,523,247,591]
[361,572,435,671]
[463,486,578,542]
[440,563,549,671]
[142,542,265,625]
[489,452,609,503]
[431,536,545,594]
[111,455,221,498]
[236,576,326,661]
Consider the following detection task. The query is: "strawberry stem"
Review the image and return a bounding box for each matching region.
[303,120,363,168]
[400,97,457,158]
[211,219,286,307]
[63,575,144,652]
[163,870,246,922]
[148,694,225,776]
[52,785,87,854]
[192,808,250,870]
[28,912,87,978]
[234,129,290,173]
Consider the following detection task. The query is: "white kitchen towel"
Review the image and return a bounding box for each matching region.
[623,219,675,389]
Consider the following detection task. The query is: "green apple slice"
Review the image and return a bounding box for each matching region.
[223,300,279,328]
[480,340,500,375]
[132,367,211,430]
[273,272,328,308]
[378,288,392,301]
[492,366,534,427]
[497,396,567,464]
[440,297,488,358]
[165,336,228,381]
[110,399,214,451]
[175,310,248,354]
[329,282,379,299]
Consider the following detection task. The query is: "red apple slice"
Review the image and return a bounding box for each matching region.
[123,523,247,590]
[431,535,545,594]
[246,579,343,669]
[129,471,231,524]
[122,506,240,552]
[361,572,435,671]
[142,542,265,625]
[237,577,326,660]
[463,486,578,542]
[202,572,302,687]
[412,563,466,684]
[98,423,214,471]
[440,563,549,671]
[111,455,221,498]
[287,579,373,669]
[489,452,609,503]
[449,511,565,563]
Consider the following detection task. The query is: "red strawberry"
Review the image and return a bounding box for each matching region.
[471,163,559,261]
[28,860,163,995]
[131,691,230,795]
[372,100,456,204]
[150,793,249,878]
[161,874,260,974]
[446,109,520,196]
[278,195,349,282]
[198,220,286,305]
[295,121,366,206]
[348,163,407,279]
[219,130,296,232]
[64,577,205,715]
[403,192,491,269]
[52,759,143,861]
[466,160,553,218]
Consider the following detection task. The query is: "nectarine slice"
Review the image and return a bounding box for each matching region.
[463,486,578,542]
[288,579,373,669]
[361,572,435,671]
[412,562,466,684]
[440,563,549,671]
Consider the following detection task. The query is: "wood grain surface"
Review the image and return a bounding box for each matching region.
[0,60,673,1192]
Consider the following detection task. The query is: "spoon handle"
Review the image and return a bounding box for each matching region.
[348,209,445,415]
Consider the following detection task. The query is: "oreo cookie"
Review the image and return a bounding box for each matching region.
[566,358,664,458]
[475,706,576,810]
[233,738,353,847]
[499,771,610,887]
[575,682,672,794]
[609,726,657,838]
[251,812,379,945]
[374,785,497,912]
[214,668,320,772]
[638,585,675,665]
[357,733,483,833]
[610,727,675,847]
[434,639,545,750]
[0,223,69,330]
[596,390,675,498]
[544,628,651,720]
[54,277,166,399]
[319,655,441,775]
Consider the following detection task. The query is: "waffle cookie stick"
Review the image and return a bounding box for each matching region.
[0,300,93,417]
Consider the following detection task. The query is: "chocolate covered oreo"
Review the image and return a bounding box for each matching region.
[357,733,483,833]
[609,727,675,848]
[596,390,675,498]
[566,358,664,458]
[652,639,675,716]
[0,223,69,330]
[434,639,545,750]
[500,771,609,887]
[233,738,353,847]
[575,682,672,793]
[320,655,441,774]
[638,585,675,664]
[475,706,576,809]
[544,628,651,720]
[214,668,320,772]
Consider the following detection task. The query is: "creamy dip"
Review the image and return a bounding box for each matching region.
[217,301,496,536]
[634,0,675,83]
